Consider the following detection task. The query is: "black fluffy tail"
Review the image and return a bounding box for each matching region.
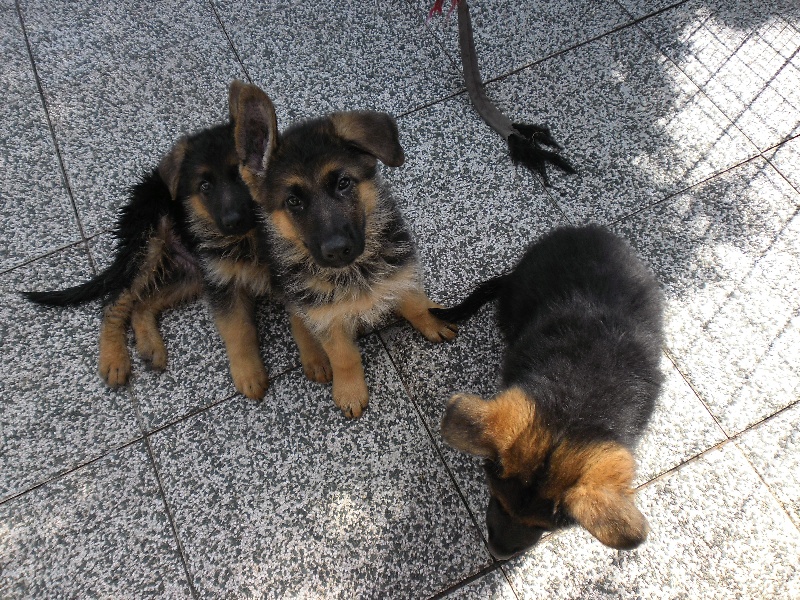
[23,167,173,307]
[22,250,133,307]
[430,273,508,323]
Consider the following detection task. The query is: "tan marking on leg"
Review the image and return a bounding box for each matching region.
[319,322,368,419]
[98,293,135,387]
[213,292,269,400]
[130,281,203,371]
[290,313,332,383]
[397,287,458,343]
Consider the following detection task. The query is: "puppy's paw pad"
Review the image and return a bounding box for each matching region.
[99,355,131,387]
[139,345,167,371]
[232,363,269,400]
[302,356,333,383]
[333,381,369,419]
[416,315,458,343]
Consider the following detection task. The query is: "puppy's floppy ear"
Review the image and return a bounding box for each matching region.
[561,444,649,549]
[441,393,496,458]
[329,111,405,167]
[232,81,278,178]
[228,79,247,122]
[441,388,537,468]
[158,137,188,200]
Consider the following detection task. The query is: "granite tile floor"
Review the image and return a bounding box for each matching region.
[1,0,798,597]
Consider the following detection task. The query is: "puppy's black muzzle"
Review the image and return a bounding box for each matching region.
[310,215,365,269]
[486,496,545,560]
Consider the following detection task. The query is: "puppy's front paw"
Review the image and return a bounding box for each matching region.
[414,310,458,343]
[231,359,269,400]
[302,352,333,383]
[99,351,131,387]
[332,376,369,419]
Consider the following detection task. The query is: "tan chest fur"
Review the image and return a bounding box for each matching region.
[303,263,420,335]
[206,257,271,297]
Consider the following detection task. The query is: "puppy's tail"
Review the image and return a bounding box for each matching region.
[22,249,135,307]
[23,168,171,307]
[430,273,508,323]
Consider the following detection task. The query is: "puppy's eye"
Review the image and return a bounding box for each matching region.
[199,180,212,193]
[337,176,352,192]
[286,195,303,209]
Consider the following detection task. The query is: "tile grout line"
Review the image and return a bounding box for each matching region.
[732,429,800,538]
[13,0,95,273]
[635,397,800,494]
[426,561,507,600]
[609,152,766,228]
[0,435,145,507]
[661,347,730,439]
[480,0,691,89]
[142,434,201,599]
[207,0,252,84]
[376,331,497,564]
[124,380,201,599]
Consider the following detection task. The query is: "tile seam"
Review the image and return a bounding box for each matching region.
[13,0,93,271]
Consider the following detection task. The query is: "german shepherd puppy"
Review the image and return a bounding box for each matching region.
[432,225,664,558]
[24,82,271,400]
[230,82,457,418]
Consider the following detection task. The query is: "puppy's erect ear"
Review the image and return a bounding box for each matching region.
[441,388,539,475]
[329,111,405,167]
[228,79,247,122]
[560,443,649,549]
[233,82,278,179]
[158,137,188,200]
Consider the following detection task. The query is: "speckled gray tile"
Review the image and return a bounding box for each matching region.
[444,568,517,600]
[615,0,690,19]
[639,0,800,150]
[615,158,800,434]
[150,335,488,599]
[0,442,192,598]
[633,355,726,485]
[387,96,566,306]
[0,6,81,271]
[769,135,800,193]
[213,0,461,122]
[737,402,800,529]
[419,0,630,82]
[18,0,247,238]
[87,233,298,432]
[0,245,139,502]
[487,24,758,224]
[382,305,502,539]
[502,443,800,600]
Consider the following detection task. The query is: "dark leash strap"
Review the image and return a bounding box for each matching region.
[433,0,576,186]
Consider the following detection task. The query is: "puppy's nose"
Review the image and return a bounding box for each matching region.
[221,210,246,232]
[321,235,354,265]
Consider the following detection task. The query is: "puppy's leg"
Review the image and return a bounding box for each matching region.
[319,322,368,419]
[210,288,269,400]
[290,313,332,383]
[130,280,203,371]
[397,287,458,343]
[98,292,135,386]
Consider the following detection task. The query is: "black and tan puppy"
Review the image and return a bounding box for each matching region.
[432,225,664,558]
[231,82,457,418]
[24,83,271,399]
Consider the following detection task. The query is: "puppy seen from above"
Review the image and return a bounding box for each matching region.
[24,83,272,400]
[231,81,457,418]
[432,225,665,559]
